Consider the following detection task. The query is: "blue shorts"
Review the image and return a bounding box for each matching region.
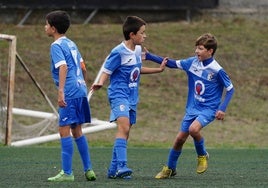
[109,99,136,125]
[58,97,91,127]
[180,111,215,133]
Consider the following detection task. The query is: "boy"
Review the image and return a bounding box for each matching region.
[45,10,96,182]
[145,33,234,178]
[90,16,167,179]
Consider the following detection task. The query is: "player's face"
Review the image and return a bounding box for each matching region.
[195,45,213,62]
[132,25,146,45]
[44,21,54,37]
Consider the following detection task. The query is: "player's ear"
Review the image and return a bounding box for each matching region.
[129,32,135,38]
[51,26,57,33]
[208,48,214,55]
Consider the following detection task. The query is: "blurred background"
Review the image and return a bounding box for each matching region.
[0,0,267,25]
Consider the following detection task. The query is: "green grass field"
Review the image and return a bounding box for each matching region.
[0,146,267,188]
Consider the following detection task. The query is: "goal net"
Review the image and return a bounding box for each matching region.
[0,34,115,146]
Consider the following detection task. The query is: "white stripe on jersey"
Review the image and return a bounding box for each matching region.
[102,67,112,75]
[189,59,222,80]
[175,60,183,69]
[226,84,233,91]
[55,60,66,68]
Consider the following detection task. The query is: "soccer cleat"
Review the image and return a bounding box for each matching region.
[155,166,177,179]
[85,169,96,181]
[107,168,132,179]
[47,170,74,182]
[196,152,209,174]
[116,167,133,178]
[107,168,117,179]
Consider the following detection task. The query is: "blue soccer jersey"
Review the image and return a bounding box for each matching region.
[102,42,142,110]
[176,56,233,114]
[50,36,87,99]
[146,53,234,115]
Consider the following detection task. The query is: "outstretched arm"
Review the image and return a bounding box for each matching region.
[141,57,168,74]
[145,52,178,69]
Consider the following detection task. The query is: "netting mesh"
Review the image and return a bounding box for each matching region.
[10,118,58,141]
[0,87,58,143]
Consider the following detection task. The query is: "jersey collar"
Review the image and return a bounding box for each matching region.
[202,57,214,66]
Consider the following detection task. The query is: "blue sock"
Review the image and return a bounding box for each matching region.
[109,145,117,171]
[194,138,207,156]
[114,138,127,168]
[167,148,181,170]
[61,136,73,175]
[75,135,92,172]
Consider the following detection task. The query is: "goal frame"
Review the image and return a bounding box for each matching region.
[0,34,17,146]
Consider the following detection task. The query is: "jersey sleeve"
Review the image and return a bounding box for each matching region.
[145,52,195,71]
[177,57,196,71]
[218,69,235,111]
[77,50,83,63]
[218,69,233,91]
[103,51,121,75]
[145,52,179,68]
[51,44,66,68]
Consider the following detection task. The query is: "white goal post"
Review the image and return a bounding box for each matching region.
[0,34,16,146]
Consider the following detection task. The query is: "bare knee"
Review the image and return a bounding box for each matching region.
[71,125,83,138]
[189,126,203,141]
[189,121,202,138]
[189,126,199,137]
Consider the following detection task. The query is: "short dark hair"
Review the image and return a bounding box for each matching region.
[46,10,70,34]
[195,33,217,56]
[122,16,146,40]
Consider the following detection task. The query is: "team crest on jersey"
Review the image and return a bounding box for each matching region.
[130,67,140,82]
[195,80,205,95]
[207,72,214,81]
[195,80,205,102]
[129,67,140,87]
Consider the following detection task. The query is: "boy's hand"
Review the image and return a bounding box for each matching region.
[90,83,103,91]
[215,110,225,120]
[159,57,168,72]
[58,90,67,107]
